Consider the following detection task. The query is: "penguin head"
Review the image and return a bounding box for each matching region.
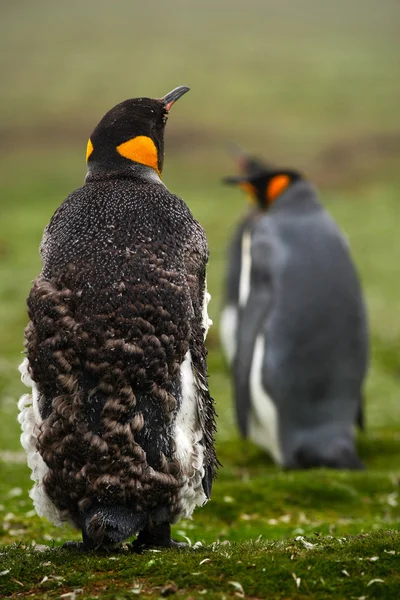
[224,163,303,210]
[227,143,270,178]
[85,86,190,178]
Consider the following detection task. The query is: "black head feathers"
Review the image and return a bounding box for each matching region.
[224,147,303,209]
[86,86,189,177]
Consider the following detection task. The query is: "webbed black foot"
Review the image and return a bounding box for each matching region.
[128,522,188,553]
[62,540,87,551]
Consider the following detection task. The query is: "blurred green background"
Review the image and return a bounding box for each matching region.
[0,0,399,545]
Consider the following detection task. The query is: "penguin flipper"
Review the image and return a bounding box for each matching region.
[201,463,214,499]
[221,217,257,367]
[183,242,218,491]
[233,221,274,438]
[233,352,252,438]
[190,345,218,495]
[221,220,249,363]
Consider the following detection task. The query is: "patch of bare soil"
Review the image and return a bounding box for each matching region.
[0,122,219,154]
[1,120,399,188]
[312,132,400,188]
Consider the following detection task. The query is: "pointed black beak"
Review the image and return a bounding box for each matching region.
[222,175,246,186]
[162,86,190,111]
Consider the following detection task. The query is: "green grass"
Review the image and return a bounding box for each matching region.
[1,532,399,599]
[1,0,400,598]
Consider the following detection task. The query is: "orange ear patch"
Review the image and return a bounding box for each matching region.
[239,182,257,203]
[267,175,290,203]
[117,136,160,175]
[86,138,94,162]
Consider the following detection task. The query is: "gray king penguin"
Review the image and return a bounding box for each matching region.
[220,148,368,469]
[18,86,217,551]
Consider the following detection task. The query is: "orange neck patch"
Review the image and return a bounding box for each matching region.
[239,181,257,203]
[116,136,160,175]
[86,138,94,162]
[266,174,290,203]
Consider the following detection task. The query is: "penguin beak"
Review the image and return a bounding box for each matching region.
[222,176,258,200]
[162,86,190,111]
[222,175,246,186]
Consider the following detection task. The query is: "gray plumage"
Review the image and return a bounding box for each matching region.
[221,167,368,469]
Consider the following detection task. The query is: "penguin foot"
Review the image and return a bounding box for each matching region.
[128,522,188,553]
[62,540,88,551]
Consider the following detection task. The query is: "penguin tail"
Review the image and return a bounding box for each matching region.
[82,505,147,549]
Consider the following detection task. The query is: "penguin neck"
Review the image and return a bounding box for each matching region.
[269,180,320,213]
[85,162,165,186]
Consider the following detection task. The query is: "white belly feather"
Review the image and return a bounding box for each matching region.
[173,350,207,521]
[220,229,251,365]
[18,282,212,525]
[17,358,65,526]
[249,335,282,465]
[239,229,252,308]
[202,279,213,339]
[173,281,212,520]
[220,305,238,366]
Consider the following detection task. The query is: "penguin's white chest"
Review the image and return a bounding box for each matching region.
[220,230,252,365]
[238,229,252,308]
[17,358,66,526]
[202,281,213,339]
[220,305,238,366]
[173,350,207,520]
[248,335,282,465]
[225,228,282,464]
[171,283,212,520]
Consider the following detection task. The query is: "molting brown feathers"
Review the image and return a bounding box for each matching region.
[19,87,217,550]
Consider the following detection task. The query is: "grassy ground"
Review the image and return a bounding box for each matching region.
[1,1,400,598]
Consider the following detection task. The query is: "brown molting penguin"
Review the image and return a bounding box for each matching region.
[18,86,217,551]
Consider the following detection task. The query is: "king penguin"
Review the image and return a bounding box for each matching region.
[220,149,368,469]
[18,86,217,551]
